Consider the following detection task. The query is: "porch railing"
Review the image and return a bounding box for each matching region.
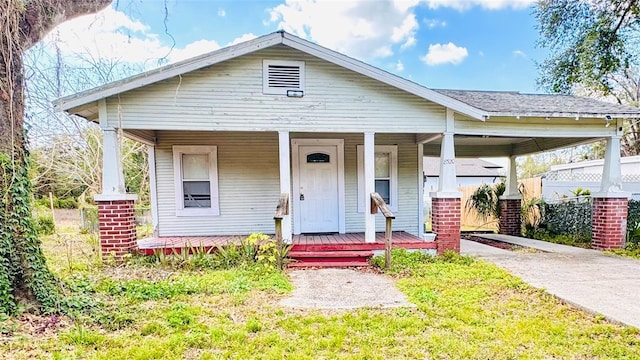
[274,193,289,269]
[370,192,395,269]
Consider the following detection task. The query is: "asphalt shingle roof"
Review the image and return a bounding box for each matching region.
[424,158,505,177]
[434,89,640,117]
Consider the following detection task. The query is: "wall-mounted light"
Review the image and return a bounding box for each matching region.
[545,116,550,121]
[287,90,304,98]
[604,114,612,127]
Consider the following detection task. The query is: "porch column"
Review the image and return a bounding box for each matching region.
[94,99,138,262]
[278,131,292,244]
[430,130,461,254]
[364,132,376,243]
[592,135,629,250]
[499,155,522,236]
[148,145,159,237]
[417,143,425,236]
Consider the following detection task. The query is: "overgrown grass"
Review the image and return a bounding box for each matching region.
[2,240,640,359]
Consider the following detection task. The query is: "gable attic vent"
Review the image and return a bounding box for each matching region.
[263,60,305,95]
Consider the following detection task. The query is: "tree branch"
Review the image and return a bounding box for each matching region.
[19,0,112,50]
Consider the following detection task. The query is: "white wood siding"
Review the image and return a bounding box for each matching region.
[454,115,616,137]
[105,45,445,133]
[156,131,280,236]
[155,131,420,236]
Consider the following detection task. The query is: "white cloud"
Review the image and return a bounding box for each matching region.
[394,60,405,72]
[423,18,447,28]
[421,42,468,65]
[218,8,226,17]
[512,49,527,58]
[267,0,419,60]
[227,33,258,46]
[424,0,535,10]
[42,7,256,68]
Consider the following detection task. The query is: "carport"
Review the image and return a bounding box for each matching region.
[422,90,640,252]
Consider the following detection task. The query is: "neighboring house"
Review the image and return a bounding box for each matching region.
[542,155,640,200]
[423,157,505,194]
[55,31,640,259]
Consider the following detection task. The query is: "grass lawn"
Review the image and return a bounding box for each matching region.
[1,228,639,359]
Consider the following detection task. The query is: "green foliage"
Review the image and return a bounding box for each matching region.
[538,199,593,244]
[165,302,196,329]
[624,199,640,255]
[35,196,78,209]
[0,151,61,315]
[570,187,591,197]
[371,248,475,274]
[35,214,55,235]
[207,233,291,271]
[535,0,640,95]
[466,181,506,228]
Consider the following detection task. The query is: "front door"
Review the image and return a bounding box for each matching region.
[298,145,339,233]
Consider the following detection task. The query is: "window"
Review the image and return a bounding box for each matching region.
[172,146,219,216]
[357,145,398,212]
[307,153,330,163]
[263,60,305,95]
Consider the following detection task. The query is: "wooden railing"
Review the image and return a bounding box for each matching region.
[274,192,289,242]
[370,192,395,269]
[274,193,289,269]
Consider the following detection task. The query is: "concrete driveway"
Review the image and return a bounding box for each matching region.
[461,235,640,329]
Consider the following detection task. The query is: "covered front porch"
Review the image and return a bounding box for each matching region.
[137,231,435,256]
[137,231,435,267]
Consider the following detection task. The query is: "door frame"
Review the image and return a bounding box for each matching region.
[291,138,346,235]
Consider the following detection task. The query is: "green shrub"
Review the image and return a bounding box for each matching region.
[539,199,592,243]
[35,214,55,235]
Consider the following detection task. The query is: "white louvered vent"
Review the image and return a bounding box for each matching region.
[263,60,305,95]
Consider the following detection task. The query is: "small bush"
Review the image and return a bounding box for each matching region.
[35,214,55,235]
[540,199,592,243]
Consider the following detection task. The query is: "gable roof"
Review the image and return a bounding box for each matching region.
[434,89,640,118]
[55,31,488,121]
[424,157,505,177]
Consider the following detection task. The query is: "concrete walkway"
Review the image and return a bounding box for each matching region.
[462,235,640,329]
[280,268,415,310]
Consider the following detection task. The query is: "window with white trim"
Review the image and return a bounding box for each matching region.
[357,145,398,212]
[172,146,219,216]
[263,60,305,95]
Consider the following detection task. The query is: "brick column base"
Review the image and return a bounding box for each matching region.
[499,198,521,236]
[96,197,138,261]
[432,197,461,254]
[592,197,628,250]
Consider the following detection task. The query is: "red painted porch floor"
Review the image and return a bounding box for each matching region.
[137,231,435,255]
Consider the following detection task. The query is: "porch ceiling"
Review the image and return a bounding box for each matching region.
[423,135,598,157]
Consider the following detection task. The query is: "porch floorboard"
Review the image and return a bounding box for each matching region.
[137,231,435,255]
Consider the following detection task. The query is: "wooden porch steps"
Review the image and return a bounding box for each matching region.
[287,261,371,269]
[287,249,374,268]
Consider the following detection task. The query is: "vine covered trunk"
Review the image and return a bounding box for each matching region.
[0,0,113,314]
[0,44,61,314]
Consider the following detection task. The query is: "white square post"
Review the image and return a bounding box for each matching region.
[278,131,292,243]
[364,132,376,243]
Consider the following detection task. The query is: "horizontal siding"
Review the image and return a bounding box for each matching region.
[156,131,280,236]
[106,45,445,133]
[455,115,616,137]
[156,131,419,236]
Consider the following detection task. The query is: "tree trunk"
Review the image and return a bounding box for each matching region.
[0,42,61,314]
[0,0,113,314]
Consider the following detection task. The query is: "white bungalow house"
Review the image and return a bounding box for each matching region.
[55,31,640,260]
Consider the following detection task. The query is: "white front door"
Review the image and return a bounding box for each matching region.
[298,145,339,233]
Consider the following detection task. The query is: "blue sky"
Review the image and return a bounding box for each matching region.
[43,0,545,93]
